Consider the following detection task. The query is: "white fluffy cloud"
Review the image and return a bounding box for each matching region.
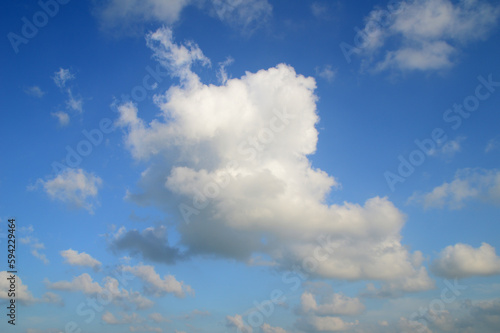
[408,168,500,209]
[432,242,500,278]
[122,263,194,298]
[60,249,102,271]
[32,168,102,213]
[46,273,102,294]
[116,27,432,291]
[358,0,500,71]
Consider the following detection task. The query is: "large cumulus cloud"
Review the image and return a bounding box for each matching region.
[116,27,433,291]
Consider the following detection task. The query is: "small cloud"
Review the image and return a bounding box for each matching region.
[65,89,83,113]
[129,325,162,333]
[182,309,210,320]
[432,242,500,278]
[53,68,75,88]
[19,226,49,264]
[357,0,500,72]
[296,315,358,332]
[208,0,272,35]
[429,136,466,158]
[226,314,250,332]
[20,225,34,233]
[96,0,271,36]
[41,292,64,306]
[440,136,465,156]
[46,273,103,294]
[30,168,102,214]
[300,289,365,316]
[60,249,101,271]
[485,138,499,153]
[408,168,500,210]
[261,323,288,333]
[311,2,330,20]
[149,312,170,323]
[122,263,194,298]
[102,311,143,324]
[51,111,70,126]
[315,65,337,82]
[52,68,84,114]
[45,273,153,309]
[25,86,45,98]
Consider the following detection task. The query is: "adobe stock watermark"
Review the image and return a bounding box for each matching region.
[339,0,402,64]
[178,107,297,224]
[408,279,467,333]
[235,235,342,333]
[7,0,71,54]
[385,74,500,192]
[51,118,113,175]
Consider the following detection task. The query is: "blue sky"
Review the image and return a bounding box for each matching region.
[1,0,500,332]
